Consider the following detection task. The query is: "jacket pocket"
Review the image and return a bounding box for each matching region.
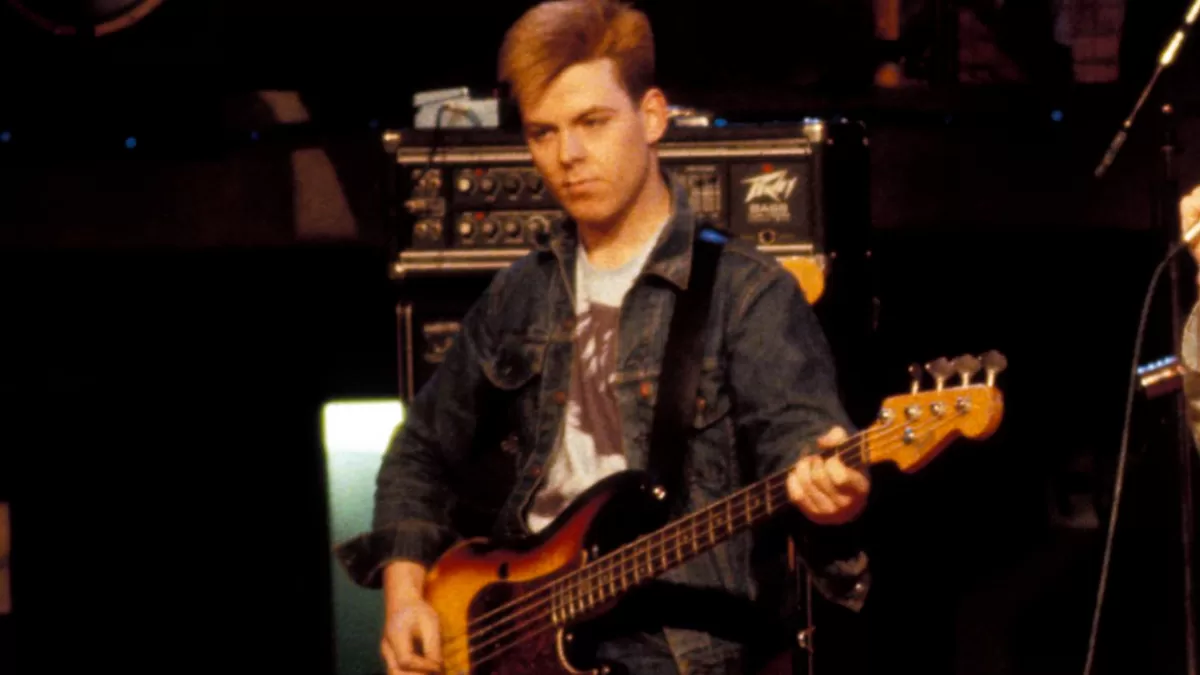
[476,332,546,451]
[480,332,546,390]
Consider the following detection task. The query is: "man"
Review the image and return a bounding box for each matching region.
[338,2,872,673]
[1180,185,1200,449]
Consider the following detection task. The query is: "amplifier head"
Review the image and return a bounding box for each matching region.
[383,119,868,282]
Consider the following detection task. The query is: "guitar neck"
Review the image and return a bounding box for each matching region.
[620,437,859,571]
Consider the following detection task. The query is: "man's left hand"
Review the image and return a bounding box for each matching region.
[787,426,870,525]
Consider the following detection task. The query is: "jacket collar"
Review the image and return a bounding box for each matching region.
[543,171,697,290]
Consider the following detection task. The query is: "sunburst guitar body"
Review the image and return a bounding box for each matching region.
[427,470,669,675]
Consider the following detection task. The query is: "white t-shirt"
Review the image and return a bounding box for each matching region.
[525,221,667,532]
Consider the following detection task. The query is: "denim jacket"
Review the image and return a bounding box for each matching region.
[335,175,871,670]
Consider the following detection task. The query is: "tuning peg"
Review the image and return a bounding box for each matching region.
[954,354,981,387]
[981,350,1007,386]
[908,363,922,394]
[925,357,955,391]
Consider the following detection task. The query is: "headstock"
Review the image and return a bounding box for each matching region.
[868,351,1006,473]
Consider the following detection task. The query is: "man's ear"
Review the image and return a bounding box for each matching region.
[639,87,669,145]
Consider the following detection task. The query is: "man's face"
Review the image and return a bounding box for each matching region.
[520,58,666,230]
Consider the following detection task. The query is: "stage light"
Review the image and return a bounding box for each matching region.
[1051,110,1064,122]
[124,136,137,149]
[0,131,10,144]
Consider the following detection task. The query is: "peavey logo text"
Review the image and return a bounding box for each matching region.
[741,169,798,224]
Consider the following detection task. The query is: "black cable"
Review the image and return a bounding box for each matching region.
[418,102,482,181]
[416,103,450,186]
[408,102,476,248]
[1082,238,1191,675]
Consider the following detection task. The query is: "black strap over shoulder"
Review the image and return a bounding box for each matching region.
[647,227,727,506]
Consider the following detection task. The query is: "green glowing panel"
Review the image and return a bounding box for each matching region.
[322,400,405,675]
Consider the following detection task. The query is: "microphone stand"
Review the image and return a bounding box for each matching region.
[1094,3,1200,674]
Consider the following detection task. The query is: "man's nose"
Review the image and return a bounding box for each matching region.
[558,129,585,165]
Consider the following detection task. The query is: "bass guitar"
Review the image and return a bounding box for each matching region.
[423,351,1007,674]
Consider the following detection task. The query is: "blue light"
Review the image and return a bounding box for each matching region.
[125,136,137,149]
[250,131,260,141]
[713,118,727,128]
[368,119,379,129]
[1051,110,1064,122]
[0,131,10,143]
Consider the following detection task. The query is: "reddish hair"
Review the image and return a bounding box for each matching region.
[498,0,655,109]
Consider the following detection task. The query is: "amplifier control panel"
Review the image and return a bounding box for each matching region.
[385,120,869,298]
[451,209,562,248]
[452,167,550,208]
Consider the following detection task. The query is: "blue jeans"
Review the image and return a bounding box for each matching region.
[594,631,681,674]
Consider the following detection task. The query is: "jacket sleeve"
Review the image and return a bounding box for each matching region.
[333,269,508,589]
[1181,301,1200,453]
[725,262,870,612]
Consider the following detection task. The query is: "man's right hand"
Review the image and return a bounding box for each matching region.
[382,561,442,674]
[1183,185,1200,267]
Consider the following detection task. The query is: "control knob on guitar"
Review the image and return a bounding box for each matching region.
[424,352,1008,674]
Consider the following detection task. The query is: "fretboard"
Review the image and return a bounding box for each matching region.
[545,440,863,625]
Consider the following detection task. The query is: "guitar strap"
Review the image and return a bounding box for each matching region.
[647,227,726,507]
[646,228,816,674]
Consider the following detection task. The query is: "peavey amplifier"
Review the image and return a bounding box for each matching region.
[381,118,869,305]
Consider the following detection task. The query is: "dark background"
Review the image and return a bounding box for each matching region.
[2,1,1200,673]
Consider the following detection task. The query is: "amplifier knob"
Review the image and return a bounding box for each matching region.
[457,219,475,237]
[527,215,550,238]
[414,219,442,240]
[481,220,498,239]
[456,175,474,193]
[479,175,497,194]
[503,174,523,195]
[503,219,522,238]
[529,175,544,193]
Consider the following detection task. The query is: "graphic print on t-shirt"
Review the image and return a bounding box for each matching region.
[524,297,627,531]
[571,305,624,459]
